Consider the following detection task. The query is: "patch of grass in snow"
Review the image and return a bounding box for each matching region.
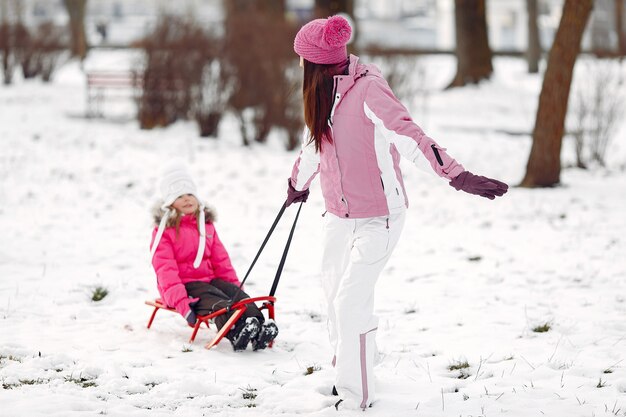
[91,286,109,302]
[0,354,23,365]
[181,345,193,353]
[240,385,257,400]
[532,323,551,333]
[2,378,49,389]
[603,368,614,374]
[448,360,470,371]
[597,378,608,388]
[304,364,322,375]
[604,400,624,416]
[65,373,97,388]
[240,385,257,408]
[448,359,471,379]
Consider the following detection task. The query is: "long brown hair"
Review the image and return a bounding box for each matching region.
[302,58,348,152]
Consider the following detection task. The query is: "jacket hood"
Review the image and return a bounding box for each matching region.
[151,201,217,226]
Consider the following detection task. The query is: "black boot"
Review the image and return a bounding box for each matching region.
[229,317,260,351]
[252,320,279,351]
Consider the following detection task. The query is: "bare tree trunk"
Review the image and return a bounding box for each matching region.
[520,0,593,188]
[527,0,541,73]
[617,0,626,55]
[1,1,13,85]
[314,0,354,17]
[448,0,493,88]
[63,0,87,60]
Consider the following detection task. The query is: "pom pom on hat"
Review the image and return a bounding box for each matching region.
[294,15,352,65]
[322,15,352,48]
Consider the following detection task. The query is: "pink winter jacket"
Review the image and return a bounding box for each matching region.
[290,54,465,219]
[150,209,239,318]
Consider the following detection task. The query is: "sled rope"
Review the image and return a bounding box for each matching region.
[229,201,303,307]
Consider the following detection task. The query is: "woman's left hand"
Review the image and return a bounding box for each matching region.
[449,171,508,200]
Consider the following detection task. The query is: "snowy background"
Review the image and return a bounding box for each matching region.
[1,50,625,416]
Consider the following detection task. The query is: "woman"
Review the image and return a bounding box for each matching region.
[286,15,508,410]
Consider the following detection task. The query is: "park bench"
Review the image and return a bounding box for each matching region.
[86,70,142,117]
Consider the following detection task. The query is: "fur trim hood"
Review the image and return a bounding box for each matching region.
[151,201,217,226]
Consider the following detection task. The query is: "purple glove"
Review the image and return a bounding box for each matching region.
[286,178,309,207]
[449,171,508,200]
[184,298,200,326]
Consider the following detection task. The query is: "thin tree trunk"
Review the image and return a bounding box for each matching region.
[63,0,87,60]
[617,0,626,55]
[520,0,593,188]
[314,0,354,18]
[448,0,493,88]
[527,0,541,73]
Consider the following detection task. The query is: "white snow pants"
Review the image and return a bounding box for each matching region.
[321,210,406,409]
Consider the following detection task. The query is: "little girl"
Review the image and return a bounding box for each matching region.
[149,163,278,351]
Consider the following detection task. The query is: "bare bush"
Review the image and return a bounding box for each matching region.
[192,60,233,138]
[0,21,66,84]
[570,60,624,168]
[21,22,67,82]
[136,15,215,130]
[222,7,301,148]
[0,22,18,84]
[136,9,302,148]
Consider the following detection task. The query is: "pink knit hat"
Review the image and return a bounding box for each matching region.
[294,15,352,65]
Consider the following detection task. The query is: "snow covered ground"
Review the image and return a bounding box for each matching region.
[0,51,625,417]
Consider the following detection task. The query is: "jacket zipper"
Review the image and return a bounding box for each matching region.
[330,124,350,216]
[329,76,349,217]
[329,77,340,124]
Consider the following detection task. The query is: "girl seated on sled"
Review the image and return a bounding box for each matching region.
[149,163,278,351]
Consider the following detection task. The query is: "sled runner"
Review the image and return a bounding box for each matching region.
[145,201,302,349]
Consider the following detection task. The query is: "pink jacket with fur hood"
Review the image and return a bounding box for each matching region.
[150,206,239,318]
[291,54,465,218]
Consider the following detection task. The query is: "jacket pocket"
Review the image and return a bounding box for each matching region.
[431,144,445,166]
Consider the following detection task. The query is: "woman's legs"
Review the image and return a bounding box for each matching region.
[324,211,406,409]
[321,214,354,362]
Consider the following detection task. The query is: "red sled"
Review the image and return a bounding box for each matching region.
[145,296,276,349]
[145,202,301,350]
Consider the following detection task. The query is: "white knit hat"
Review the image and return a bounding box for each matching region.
[160,162,200,208]
[150,162,206,269]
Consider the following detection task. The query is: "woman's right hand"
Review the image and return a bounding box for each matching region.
[286,178,310,207]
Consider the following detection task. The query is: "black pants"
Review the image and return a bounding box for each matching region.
[185,279,264,340]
